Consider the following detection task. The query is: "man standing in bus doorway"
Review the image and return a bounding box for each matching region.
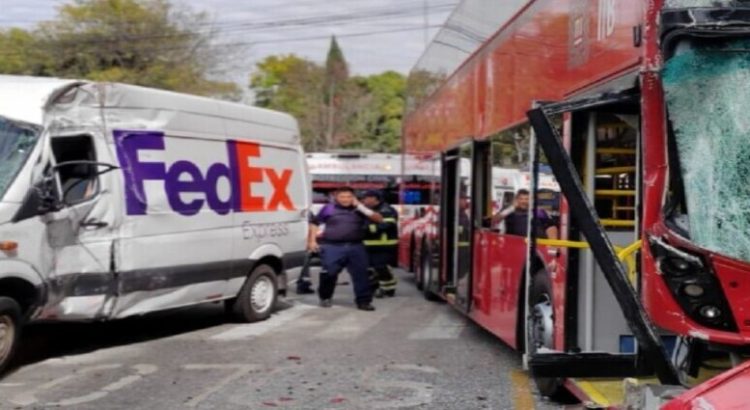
[492,189,559,240]
[362,190,399,298]
[308,187,384,311]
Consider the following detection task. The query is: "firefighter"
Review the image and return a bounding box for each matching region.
[362,190,399,298]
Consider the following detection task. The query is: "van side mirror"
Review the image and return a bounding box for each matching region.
[11,176,62,223]
[11,161,119,223]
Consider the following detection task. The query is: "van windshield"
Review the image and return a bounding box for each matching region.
[663,37,750,262]
[0,117,39,201]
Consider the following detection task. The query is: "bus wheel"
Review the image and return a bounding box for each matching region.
[233,264,278,323]
[411,236,424,290]
[421,245,440,301]
[528,271,565,399]
[0,297,21,375]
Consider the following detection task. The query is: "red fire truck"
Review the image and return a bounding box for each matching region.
[400,0,750,406]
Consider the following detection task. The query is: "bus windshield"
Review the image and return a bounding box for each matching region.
[663,37,750,262]
[0,117,39,201]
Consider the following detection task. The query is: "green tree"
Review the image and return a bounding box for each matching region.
[251,54,327,151]
[344,71,406,153]
[323,36,352,149]
[0,0,239,99]
[250,53,406,153]
[0,28,52,75]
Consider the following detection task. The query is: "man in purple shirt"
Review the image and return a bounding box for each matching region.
[308,187,384,311]
[493,189,559,239]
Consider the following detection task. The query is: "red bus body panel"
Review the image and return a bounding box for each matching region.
[470,231,527,348]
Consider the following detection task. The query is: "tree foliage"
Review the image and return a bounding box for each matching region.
[251,43,405,153]
[0,0,239,99]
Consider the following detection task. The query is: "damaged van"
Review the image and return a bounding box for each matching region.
[0,75,310,373]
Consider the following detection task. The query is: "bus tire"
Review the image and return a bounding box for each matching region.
[0,297,22,375]
[528,270,566,399]
[421,244,440,302]
[412,236,424,290]
[232,264,278,323]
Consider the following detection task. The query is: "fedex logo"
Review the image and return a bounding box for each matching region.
[114,130,294,216]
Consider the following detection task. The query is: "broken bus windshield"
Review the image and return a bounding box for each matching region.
[663,37,750,262]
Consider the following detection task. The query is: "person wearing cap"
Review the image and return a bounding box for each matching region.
[308,186,383,311]
[362,190,400,298]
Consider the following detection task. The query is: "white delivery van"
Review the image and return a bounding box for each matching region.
[0,75,310,372]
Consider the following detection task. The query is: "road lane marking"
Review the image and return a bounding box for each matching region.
[210,303,315,341]
[314,299,403,340]
[8,364,121,406]
[182,364,259,407]
[407,311,466,340]
[510,369,536,410]
[47,364,158,407]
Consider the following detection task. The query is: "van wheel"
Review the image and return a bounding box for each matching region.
[0,297,21,375]
[528,271,566,399]
[233,264,278,323]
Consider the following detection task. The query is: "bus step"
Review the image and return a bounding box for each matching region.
[528,353,651,378]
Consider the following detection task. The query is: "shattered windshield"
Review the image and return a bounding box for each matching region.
[663,37,750,262]
[0,117,39,201]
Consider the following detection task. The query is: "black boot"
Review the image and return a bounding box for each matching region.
[357,303,375,311]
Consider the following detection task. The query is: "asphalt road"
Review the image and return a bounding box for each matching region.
[0,269,559,409]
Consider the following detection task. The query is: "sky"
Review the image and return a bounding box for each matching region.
[0,0,456,80]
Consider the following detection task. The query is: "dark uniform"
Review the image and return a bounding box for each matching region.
[505,208,554,238]
[313,203,373,307]
[363,201,399,297]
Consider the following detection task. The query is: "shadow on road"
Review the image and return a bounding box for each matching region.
[7,300,296,376]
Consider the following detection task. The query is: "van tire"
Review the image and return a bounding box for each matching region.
[232,264,278,323]
[0,297,21,375]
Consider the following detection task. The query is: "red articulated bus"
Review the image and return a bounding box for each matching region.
[401,0,750,406]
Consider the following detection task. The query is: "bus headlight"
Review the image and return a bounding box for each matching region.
[650,237,738,332]
[683,283,705,298]
[699,305,722,320]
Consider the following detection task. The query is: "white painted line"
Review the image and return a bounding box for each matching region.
[0,383,25,388]
[407,311,466,340]
[182,364,258,407]
[315,300,402,340]
[210,303,316,341]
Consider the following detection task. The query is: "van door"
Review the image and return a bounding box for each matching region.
[44,134,117,320]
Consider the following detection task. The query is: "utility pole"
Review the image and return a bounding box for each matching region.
[423,0,430,47]
[327,80,335,150]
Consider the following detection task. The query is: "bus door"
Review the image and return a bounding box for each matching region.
[526,88,679,388]
[440,145,473,310]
